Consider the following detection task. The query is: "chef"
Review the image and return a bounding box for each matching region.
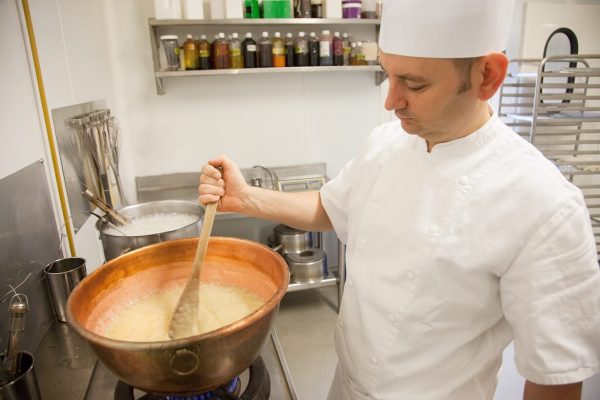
[198,0,600,399]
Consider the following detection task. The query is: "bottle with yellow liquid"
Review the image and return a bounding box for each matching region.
[229,32,244,69]
[183,34,198,70]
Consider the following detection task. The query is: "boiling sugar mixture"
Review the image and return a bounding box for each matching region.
[102,283,265,342]
[104,213,198,236]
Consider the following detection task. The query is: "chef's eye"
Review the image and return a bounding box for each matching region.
[407,84,427,92]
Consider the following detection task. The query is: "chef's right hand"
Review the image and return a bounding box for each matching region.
[199,156,248,213]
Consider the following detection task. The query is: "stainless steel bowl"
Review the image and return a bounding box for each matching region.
[95,200,204,261]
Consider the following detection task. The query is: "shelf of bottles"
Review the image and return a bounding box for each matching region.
[148,17,384,94]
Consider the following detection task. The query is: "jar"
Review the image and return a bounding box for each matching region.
[342,0,361,19]
[159,35,180,71]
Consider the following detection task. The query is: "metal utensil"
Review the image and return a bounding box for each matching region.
[81,188,128,225]
[3,298,28,380]
[168,202,218,340]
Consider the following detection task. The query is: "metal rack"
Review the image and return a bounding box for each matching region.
[147,18,385,94]
[499,54,600,254]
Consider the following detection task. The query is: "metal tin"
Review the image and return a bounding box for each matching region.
[0,352,41,400]
[272,224,311,255]
[43,257,87,323]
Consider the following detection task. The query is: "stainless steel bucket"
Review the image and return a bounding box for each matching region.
[95,200,204,261]
[44,257,87,323]
[0,352,41,400]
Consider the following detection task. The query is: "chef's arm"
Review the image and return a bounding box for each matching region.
[198,156,333,232]
[523,380,582,400]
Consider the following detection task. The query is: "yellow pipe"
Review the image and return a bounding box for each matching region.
[21,0,76,256]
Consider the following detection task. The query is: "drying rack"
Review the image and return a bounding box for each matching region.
[499,54,600,255]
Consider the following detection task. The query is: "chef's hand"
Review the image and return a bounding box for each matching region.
[199,156,248,213]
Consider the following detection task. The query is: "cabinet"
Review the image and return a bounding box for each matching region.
[148,18,384,94]
[499,54,600,254]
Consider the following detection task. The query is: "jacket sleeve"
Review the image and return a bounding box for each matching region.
[499,193,600,385]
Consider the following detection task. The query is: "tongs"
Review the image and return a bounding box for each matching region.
[81,189,128,225]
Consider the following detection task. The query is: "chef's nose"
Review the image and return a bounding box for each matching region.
[384,80,408,111]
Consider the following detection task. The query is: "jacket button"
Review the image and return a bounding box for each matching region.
[370,356,378,365]
[388,314,396,323]
[458,176,469,185]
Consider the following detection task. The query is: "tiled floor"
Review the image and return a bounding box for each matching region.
[275,286,340,400]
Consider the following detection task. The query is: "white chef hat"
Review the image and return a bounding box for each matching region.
[378,0,516,58]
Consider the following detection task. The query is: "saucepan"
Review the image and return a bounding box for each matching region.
[95,200,204,261]
[66,237,289,395]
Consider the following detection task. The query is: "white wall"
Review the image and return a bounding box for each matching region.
[104,1,388,204]
[0,0,47,180]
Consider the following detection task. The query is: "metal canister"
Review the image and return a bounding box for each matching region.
[272,224,312,255]
[44,257,87,322]
[0,352,41,400]
[286,248,327,283]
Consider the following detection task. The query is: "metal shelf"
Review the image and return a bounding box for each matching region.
[148,17,384,94]
[287,272,338,292]
[149,18,381,26]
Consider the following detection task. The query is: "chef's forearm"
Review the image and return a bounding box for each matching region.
[523,380,582,400]
[240,188,333,232]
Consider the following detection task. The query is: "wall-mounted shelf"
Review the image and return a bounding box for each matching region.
[148,18,384,94]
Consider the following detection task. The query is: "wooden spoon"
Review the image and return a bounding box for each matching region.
[168,202,218,339]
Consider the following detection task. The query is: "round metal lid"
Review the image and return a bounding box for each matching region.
[274,224,307,235]
[285,248,325,264]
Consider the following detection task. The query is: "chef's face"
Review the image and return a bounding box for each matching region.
[380,52,483,147]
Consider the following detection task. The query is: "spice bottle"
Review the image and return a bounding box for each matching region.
[308,31,320,66]
[183,34,198,70]
[272,32,286,68]
[311,0,323,17]
[333,31,344,66]
[284,33,295,67]
[242,32,258,68]
[319,29,333,66]
[295,32,308,66]
[198,34,211,70]
[229,32,244,69]
[342,32,351,65]
[213,32,230,69]
[258,32,273,68]
[294,0,312,17]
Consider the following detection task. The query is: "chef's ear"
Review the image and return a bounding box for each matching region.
[476,52,509,101]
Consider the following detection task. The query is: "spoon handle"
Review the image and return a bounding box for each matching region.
[191,202,218,281]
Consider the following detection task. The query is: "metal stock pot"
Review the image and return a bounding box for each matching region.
[95,200,204,261]
[66,237,289,395]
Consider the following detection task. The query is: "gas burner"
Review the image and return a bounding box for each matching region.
[114,357,270,400]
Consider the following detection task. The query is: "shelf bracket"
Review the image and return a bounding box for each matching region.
[375,70,387,86]
[155,77,164,95]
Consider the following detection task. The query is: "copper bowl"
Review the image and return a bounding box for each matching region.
[66,237,289,395]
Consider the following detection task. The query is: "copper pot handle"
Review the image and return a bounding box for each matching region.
[169,349,199,376]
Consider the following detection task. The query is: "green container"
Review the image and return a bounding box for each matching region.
[244,0,260,18]
[263,0,278,18]
[263,0,291,18]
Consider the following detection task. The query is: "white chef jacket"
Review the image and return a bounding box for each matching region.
[320,112,600,400]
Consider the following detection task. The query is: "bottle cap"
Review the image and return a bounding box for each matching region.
[310,32,316,37]
[245,32,253,38]
[357,41,363,46]
[160,35,178,40]
[232,32,238,39]
[299,32,305,37]
[351,42,356,47]
[274,32,281,37]
[322,30,330,35]
[342,33,348,38]
[334,32,340,37]
[286,32,292,38]
[262,31,269,37]
[186,34,193,39]
[219,32,225,38]
[201,34,207,40]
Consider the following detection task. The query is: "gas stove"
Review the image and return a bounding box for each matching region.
[34,323,297,400]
